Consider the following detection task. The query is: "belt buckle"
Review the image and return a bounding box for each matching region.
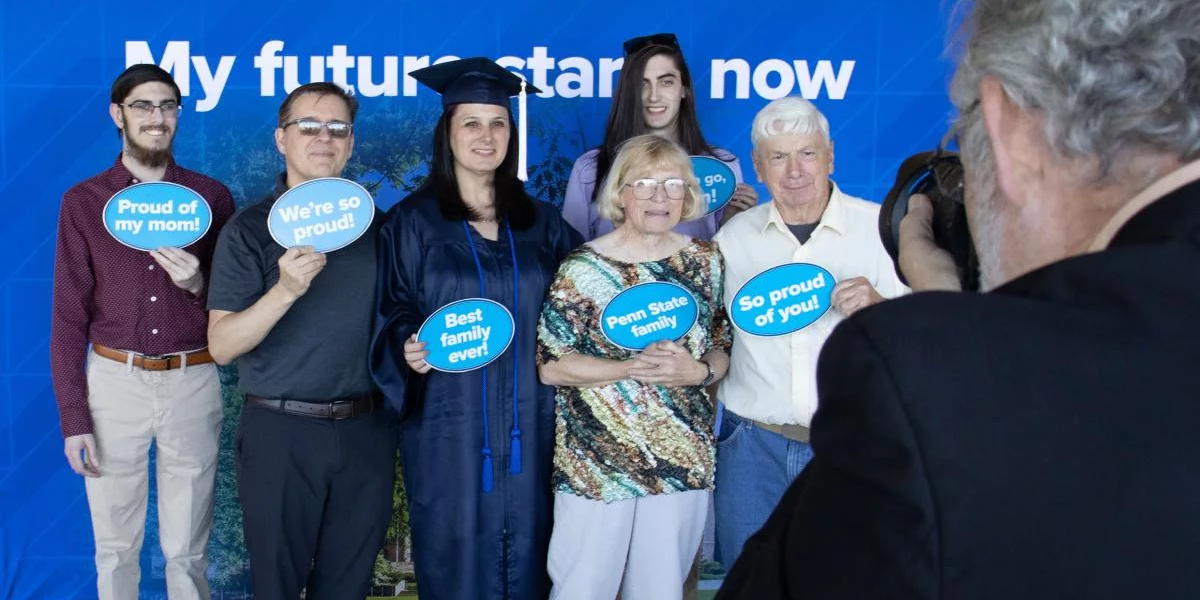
[141,353,171,371]
[329,400,355,420]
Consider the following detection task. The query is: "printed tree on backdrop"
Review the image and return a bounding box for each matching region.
[527,102,587,208]
[209,366,250,591]
[345,102,441,198]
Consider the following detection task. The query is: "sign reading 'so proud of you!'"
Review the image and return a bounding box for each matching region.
[417,299,516,373]
[730,263,836,336]
[102,182,213,251]
[601,282,699,350]
[267,177,376,252]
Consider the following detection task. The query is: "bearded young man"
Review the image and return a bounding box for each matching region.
[50,63,235,599]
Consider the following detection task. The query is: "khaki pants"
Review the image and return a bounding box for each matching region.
[83,351,222,600]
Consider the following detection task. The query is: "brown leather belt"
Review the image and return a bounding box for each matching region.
[93,343,214,371]
[246,394,380,420]
[748,418,811,443]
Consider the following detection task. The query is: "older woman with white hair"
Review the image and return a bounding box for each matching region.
[536,134,732,600]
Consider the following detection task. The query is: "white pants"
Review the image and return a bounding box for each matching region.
[548,490,710,600]
[83,351,222,600]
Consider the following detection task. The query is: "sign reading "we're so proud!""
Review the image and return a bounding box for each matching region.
[267,177,376,252]
[730,263,836,336]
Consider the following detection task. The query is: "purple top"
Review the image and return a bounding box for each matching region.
[561,148,745,241]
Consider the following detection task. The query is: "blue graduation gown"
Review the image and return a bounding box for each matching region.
[370,189,580,600]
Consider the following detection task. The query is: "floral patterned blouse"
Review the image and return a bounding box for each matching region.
[536,239,733,502]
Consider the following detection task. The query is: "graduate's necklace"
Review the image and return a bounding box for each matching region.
[462,219,523,494]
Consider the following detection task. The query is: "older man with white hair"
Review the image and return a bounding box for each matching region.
[711,96,906,571]
[716,0,1200,598]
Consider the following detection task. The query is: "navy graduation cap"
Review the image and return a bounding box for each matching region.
[410,57,540,180]
[409,56,542,107]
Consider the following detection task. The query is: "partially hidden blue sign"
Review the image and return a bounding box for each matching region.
[267,177,376,252]
[730,263,836,336]
[417,298,516,373]
[601,282,699,350]
[690,156,738,215]
[102,182,212,251]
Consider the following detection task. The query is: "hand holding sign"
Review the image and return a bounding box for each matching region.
[831,276,884,317]
[601,282,699,350]
[690,156,738,215]
[417,299,516,372]
[276,246,327,301]
[722,184,759,222]
[268,178,376,252]
[403,334,432,374]
[149,247,203,295]
[103,182,213,251]
[730,263,836,336]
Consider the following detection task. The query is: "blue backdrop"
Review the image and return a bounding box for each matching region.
[0,0,959,597]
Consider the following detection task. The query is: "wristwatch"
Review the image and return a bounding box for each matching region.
[700,359,715,386]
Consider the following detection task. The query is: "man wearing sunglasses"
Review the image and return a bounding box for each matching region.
[711,96,906,573]
[50,63,235,599]
[206,82,395,599]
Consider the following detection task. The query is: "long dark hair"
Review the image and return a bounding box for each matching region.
[590,43,724,202]
[424,103,536,229]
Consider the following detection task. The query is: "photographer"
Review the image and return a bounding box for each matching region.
[716,0,1200,599]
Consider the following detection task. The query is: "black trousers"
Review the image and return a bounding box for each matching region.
[235,401,396,600]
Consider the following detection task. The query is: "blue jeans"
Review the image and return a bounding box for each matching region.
[713,409,813,571]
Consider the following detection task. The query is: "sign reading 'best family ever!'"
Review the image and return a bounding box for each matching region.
[417,299,516,372]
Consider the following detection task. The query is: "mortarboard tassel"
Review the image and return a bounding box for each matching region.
[481,448,494,493]
[518,80,528,182]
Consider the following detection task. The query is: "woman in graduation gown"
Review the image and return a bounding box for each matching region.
[370,57,582,600]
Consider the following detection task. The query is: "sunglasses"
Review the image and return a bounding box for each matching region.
[281,118,353,139]
[623,33,681,57]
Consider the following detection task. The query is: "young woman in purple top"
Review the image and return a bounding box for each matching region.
[561,33,758,241]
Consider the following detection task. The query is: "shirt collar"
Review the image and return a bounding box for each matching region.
[106,153,181,188]
[761,180,848,237]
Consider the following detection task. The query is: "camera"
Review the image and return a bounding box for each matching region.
[878,149,980,292]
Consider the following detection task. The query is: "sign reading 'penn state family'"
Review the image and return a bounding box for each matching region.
[730,263,836,336]
[601,282,699,350]
[690,156,738,215]
[417,299,516,372]
[267,177,376,252]
[102,183,213,251]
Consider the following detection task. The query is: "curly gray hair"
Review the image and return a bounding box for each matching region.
[950,0,1200,181]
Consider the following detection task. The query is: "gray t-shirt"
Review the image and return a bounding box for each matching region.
[207,178,381,401]
[787,222,819,245]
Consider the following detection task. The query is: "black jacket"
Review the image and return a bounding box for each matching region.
[718,178,1200,599]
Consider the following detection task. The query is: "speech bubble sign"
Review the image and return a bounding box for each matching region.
[690,156,738,215]
[102,182,213,251]
[730,263,836,336]
[600,282,699,351]
[417,298,516,373]
[267,177,376,252]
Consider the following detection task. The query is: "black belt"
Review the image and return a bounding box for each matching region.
[245,393,379,420]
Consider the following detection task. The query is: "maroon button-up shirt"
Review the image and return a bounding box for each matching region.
[50,155,235,437]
